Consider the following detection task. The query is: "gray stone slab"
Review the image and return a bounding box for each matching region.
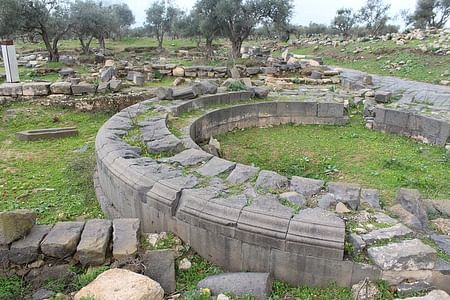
[76,219,112,266]
[398,290,450,300]
[40,222,85,259]
[279,192,306,207]
[196,157,236,177]
[431,235,450,256]
[50,82,72,95]
[166,149,212,166]
[349,233,366,253]
[327,182,361,210]
[0,82,23,97]
[286,208,345,260]
[71,83,97,95]
[9,225,52,264]
[396,188,428,229]
[318,193,337,209]
[197,272,272,300]
[367,239,437,271]
[290,176,324,198]
[112,219,140,259]
[255,170,288,191]
[0,209,36,244]
[361,189,381,209]
[22,82,51,96]
[147,135,183,154]
[141,249,175,294]
[227,164,260,184]
[361,224,413,245]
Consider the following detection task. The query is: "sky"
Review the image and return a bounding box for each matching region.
[116,0,417,28]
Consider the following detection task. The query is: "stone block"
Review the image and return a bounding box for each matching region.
[196,157,236,177]
[360,189,381,209]
[396,188,428,228]
[254,170,288,191]
[368,239,436,271]
[50,82,72,95]
[290,176,324,198]
[360,224,413,245]
[141,250,175,294]
[374,91,392,103]
[9,225,52,264]
[112,218,140,259]
[0,83,23,97]
[286,208,345,260]
[236,195,292,249]
[0,209,36,244]
[76,219,112,266]
[72,83,97,95]
[317,103,344,118]
[41,222,85,258]
[227,164,260,184]
[384,109,409,128]
[197,273,272,300]
[327,182,361,210]
[22,82,51,96]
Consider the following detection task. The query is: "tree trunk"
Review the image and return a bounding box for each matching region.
[231,39,242,59]
[42,30,57,62]
[205,37,213,58]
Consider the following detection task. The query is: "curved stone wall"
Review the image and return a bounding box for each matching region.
[95,92,380,287]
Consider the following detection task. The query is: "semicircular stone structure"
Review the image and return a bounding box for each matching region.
[95,91,380,287]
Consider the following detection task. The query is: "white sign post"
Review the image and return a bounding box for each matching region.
[1,40,20,83]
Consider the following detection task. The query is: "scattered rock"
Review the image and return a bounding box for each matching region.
[361,189,381,209]
[112,219,140,260]
[255,170,288,191]
[279,192,306,207]
[397,289,450,300]
[76,219,112,266]
[431,218,450,235]
[336,202,351,213]
[352,280,380,300]
[32,288,55,300]
[328,182,361,210]
[9,224,52,264]
[74,268,164,300]
[0,209,36,245]
[397,281,433,297]
[178,258,191,271]
[196,157,236,177]
[290,176,324,198]
[396,188,428,229]
[227,164,260,184]
[361,224,414,245]
[318,193,337,209]
[431,235,450,256]
[389,204,423,231]
[368,239,437,271]
[349,233,366,253]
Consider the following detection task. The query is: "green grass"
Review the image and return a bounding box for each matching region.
[176,255,223,293]
[269,281,353,300]
[0,102,110,224]
[217,110,450,203]
[0,276,29,300]
[74,266,110,290]
[286,39,450,84]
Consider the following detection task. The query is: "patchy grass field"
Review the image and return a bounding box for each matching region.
[218,109,450,204]
[286,39,450,84]
[0,102,110,224]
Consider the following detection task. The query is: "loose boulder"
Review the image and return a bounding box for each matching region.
[74,268,164,300]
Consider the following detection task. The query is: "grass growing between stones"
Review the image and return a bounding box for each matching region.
[0,102,110,224]
[217,110,450,204]
[0,275,30,300]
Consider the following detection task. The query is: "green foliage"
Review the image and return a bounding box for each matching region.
[269,280,353,300]
[74,266,110,290]
[0,276,29,300]
[227,80,247,92]
[176,255,223,292]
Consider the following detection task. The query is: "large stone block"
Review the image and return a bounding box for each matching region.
[72,82,97,95]
[40,222,85,258]
[227,164,260,184]
[50,82,72,95]
[254,170,288,191]
[0,209,36,245]
[286,208,345,260]
[236,195,292,249]
[290,176,324,198]
[196,157,236,177]
[360,224,413,245]
[112,218,140,259]
[141,250,176,294]
[317,103,344,118]
[22,82,51,96]
[368,239,437,271]
[0,83,23,97]
[76,219,112,266]
[396,188,428,229]
[197,273,272,300]
[9,225,52,264]
[327,182,361,210]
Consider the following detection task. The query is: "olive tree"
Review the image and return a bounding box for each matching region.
[20,0,72,61]
[0,0,23,39]
[409,0,450,28]
[194,0,222,52]
[211,0,293,58]
[109,3,135,40]
[332,8,356,38]
[357,0,391,36]
[145,0,180,48]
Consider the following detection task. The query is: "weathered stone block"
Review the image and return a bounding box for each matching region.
[50,82,72,95]
[360,224,413,245]
[197,273,272,300]
[328,182,361,210]
[22,82,51,96]
[368,239,436,271]
[72,83,97,95]
[290,176,324,198]
[196,157,236,177]
[40,222,84,258]
[374,91,392,103]
[142,250,175,294]
[227,164,260,184]
[76,219,112,266]
[0,83,23,97]
[317,103,344,118]
[254,170,288,191]
[112,218,140,259]
[0,209,36,245]
[9,225,52,264]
